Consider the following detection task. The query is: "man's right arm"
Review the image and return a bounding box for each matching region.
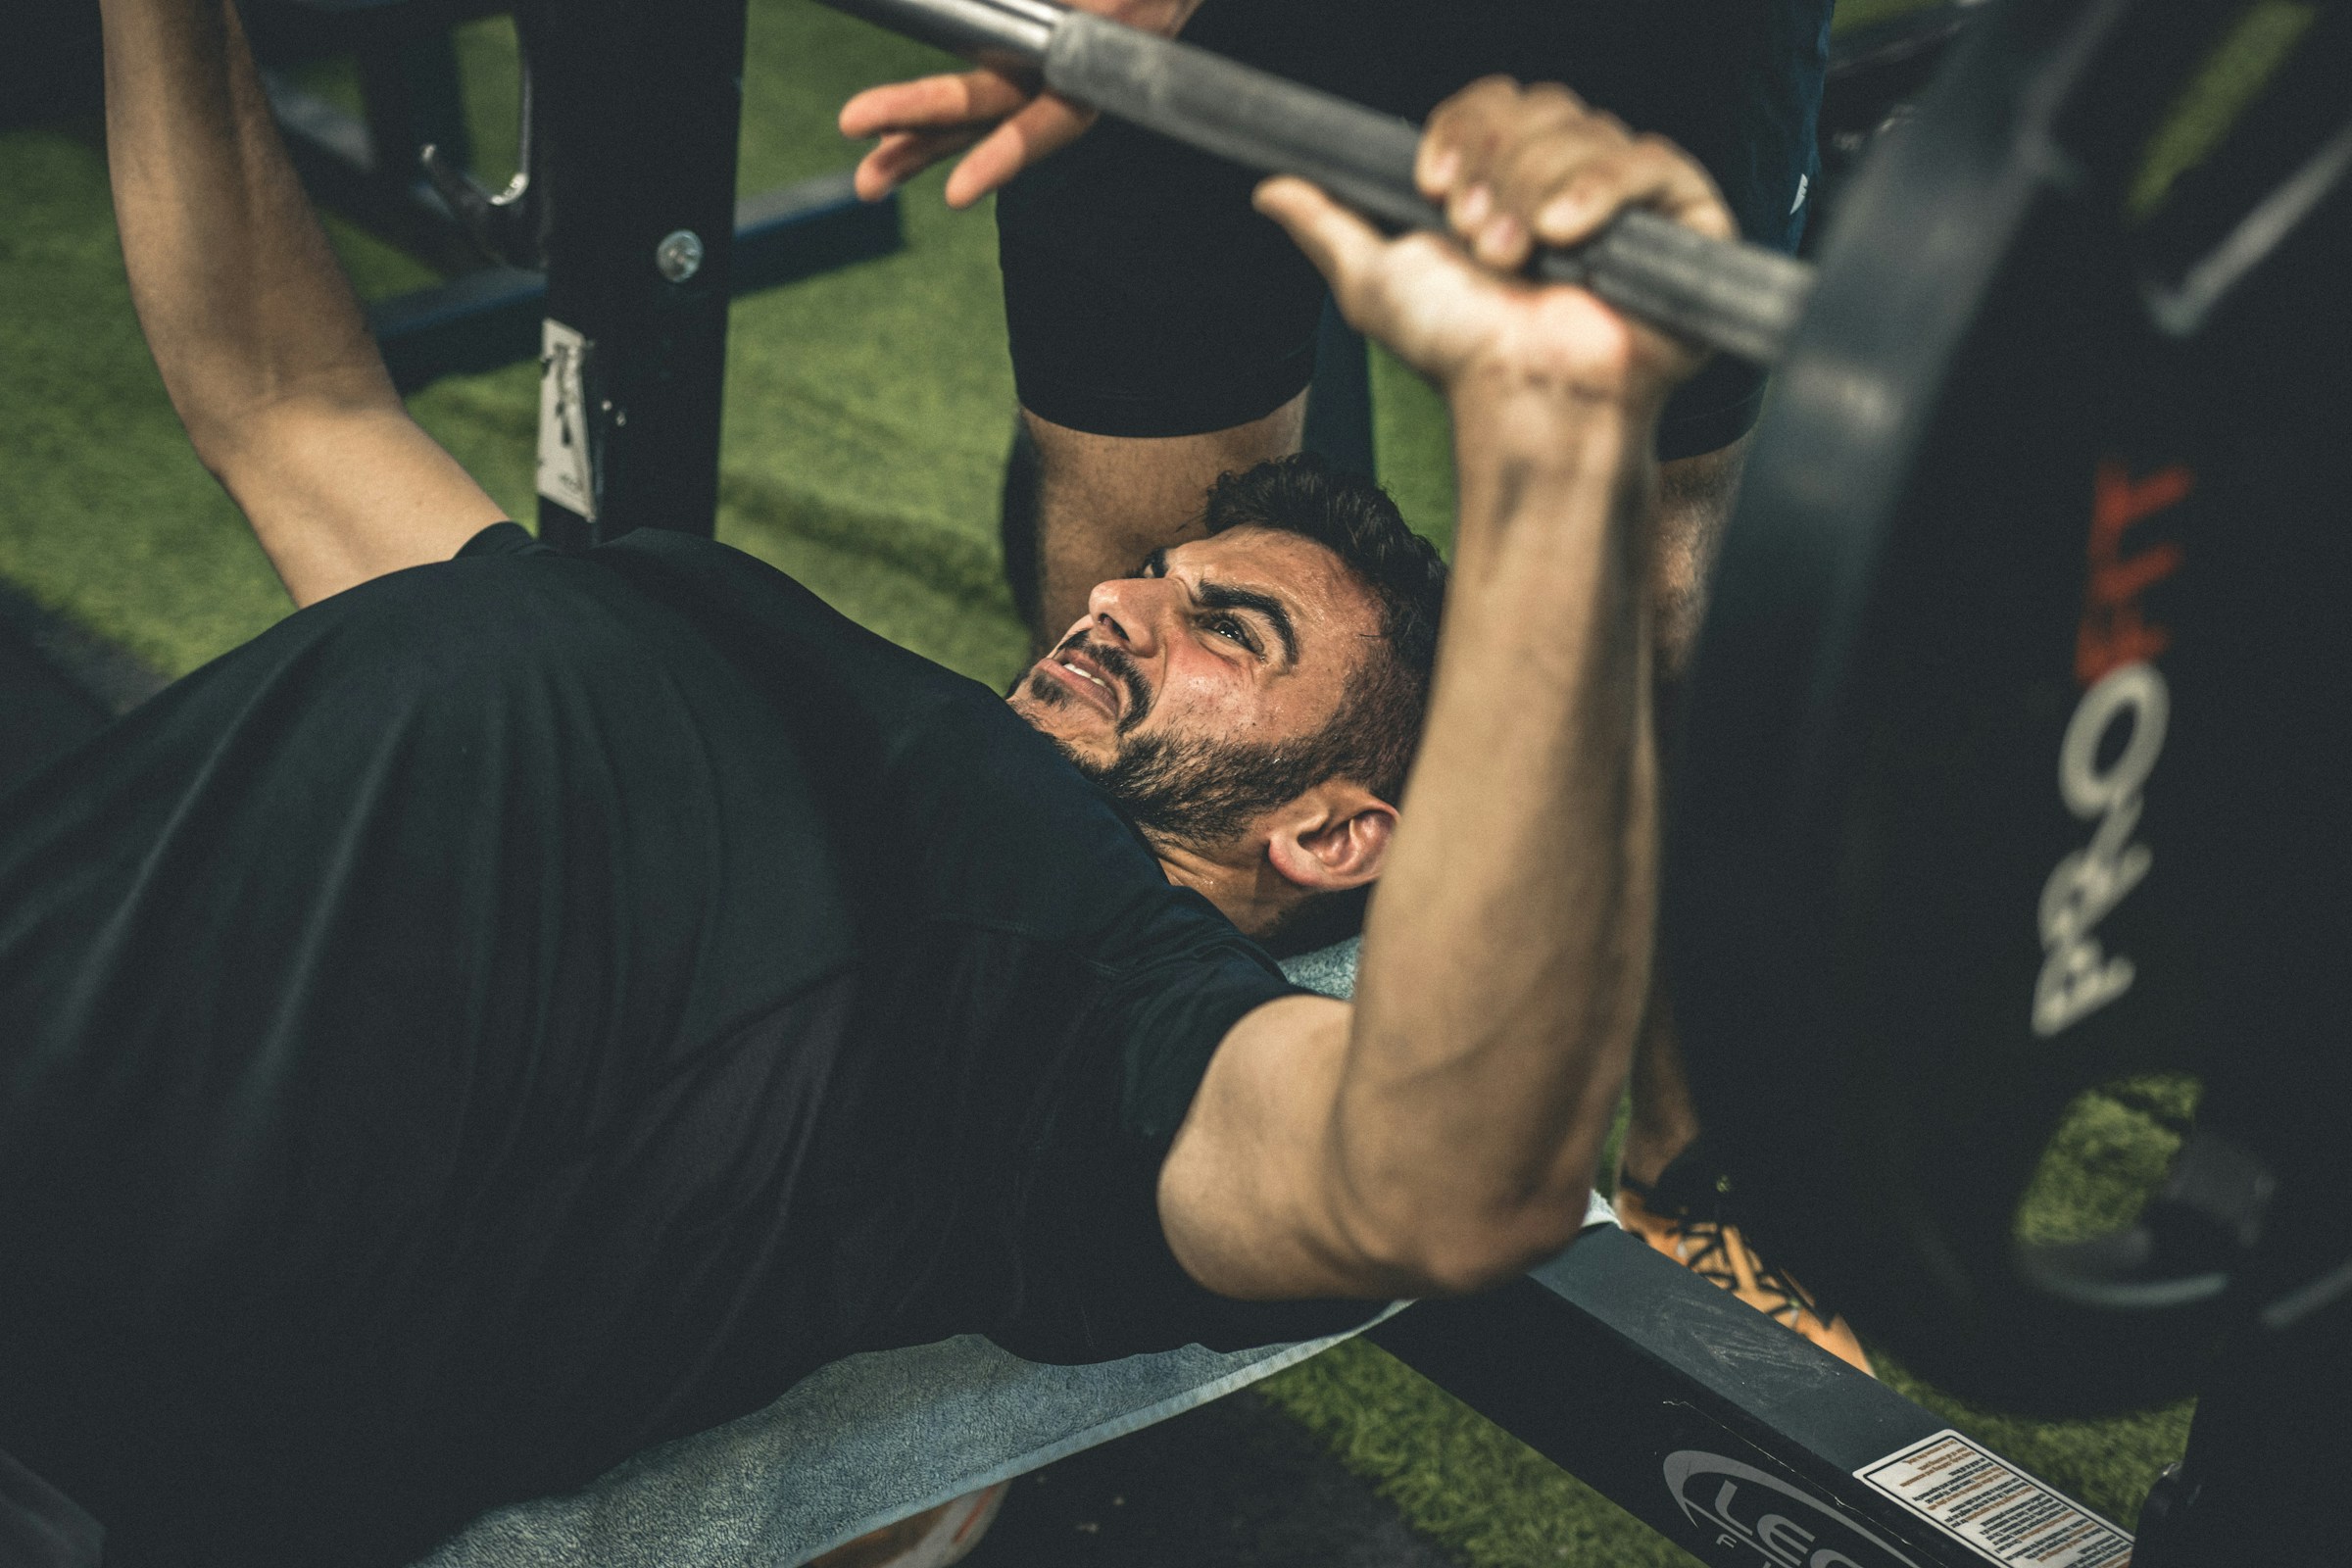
[101,0,502,606]
[1158,82,1732,1299]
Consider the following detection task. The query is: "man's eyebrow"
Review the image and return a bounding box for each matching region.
[1196,579,1298,663]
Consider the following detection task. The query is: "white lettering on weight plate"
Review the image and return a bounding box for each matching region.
[2033,661,2166,1038]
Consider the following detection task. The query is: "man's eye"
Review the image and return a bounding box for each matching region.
[1204,613,1258,653]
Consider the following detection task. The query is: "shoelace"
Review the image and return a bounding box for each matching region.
[1656,1210,1834,1332]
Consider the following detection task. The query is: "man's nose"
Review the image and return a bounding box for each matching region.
[1086,575,1171,656]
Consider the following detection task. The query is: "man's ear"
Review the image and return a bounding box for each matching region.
[1262,781,1398,894]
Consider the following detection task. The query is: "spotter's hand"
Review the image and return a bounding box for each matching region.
[1253,77,1733,407]
[837,0,1202,208]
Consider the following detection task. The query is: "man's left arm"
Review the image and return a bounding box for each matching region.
[101,0,503,608]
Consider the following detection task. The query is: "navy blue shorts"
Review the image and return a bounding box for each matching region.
[997,0,1832,460]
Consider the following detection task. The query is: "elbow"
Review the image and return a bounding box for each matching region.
[1339,1186,1592,1298]
[174,368,401,480]
[1415,1209,1589,1297]
[176,392,278,490]
[183,416,243,487]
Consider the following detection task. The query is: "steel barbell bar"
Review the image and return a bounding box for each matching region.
[818,0,1817,367]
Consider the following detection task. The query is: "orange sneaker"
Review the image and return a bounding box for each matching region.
[1614,1162,1875,1377]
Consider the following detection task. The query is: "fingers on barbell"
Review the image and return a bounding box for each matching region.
[941,95,1094,208]
[1421,79,1698,268]
[1468,111,1647,267]
[838,70,1031,140]
[1420,79,1592,180]
[1530,134,1736,249]
[1420,76,1545,197]
[855,127,987,202]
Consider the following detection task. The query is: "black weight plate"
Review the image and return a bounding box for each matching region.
[1667,0,2351,1413]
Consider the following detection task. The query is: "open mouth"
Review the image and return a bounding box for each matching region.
[1041,647,1122,720]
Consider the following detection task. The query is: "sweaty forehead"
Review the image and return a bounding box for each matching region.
[1165,527,1384,649]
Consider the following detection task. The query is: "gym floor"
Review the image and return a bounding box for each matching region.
[0,1,2194,1561]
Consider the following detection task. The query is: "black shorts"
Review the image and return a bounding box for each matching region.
[998,0,1833,460]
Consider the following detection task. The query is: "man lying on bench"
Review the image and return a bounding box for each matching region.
[3,2,1721,1564]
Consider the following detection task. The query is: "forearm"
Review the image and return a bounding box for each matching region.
[101,0,394,464]
[1336,372,1660,1288]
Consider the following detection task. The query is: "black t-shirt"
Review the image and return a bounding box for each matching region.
[0,523,1362,1565]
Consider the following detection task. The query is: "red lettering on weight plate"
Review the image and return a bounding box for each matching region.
[2075,460,2190,686]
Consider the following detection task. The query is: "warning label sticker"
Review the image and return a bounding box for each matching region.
[1856,1430,2133,1566]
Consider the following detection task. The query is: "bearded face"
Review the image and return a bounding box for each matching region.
[1005,528,1390,858]
[1023,628,1358,854]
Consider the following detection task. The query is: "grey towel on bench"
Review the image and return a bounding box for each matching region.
[414,1323,1377,1568]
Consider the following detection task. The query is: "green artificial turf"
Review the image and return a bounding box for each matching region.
[0,0,2192,1561]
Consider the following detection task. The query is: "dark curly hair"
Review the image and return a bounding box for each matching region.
[1200,454,1447,806]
